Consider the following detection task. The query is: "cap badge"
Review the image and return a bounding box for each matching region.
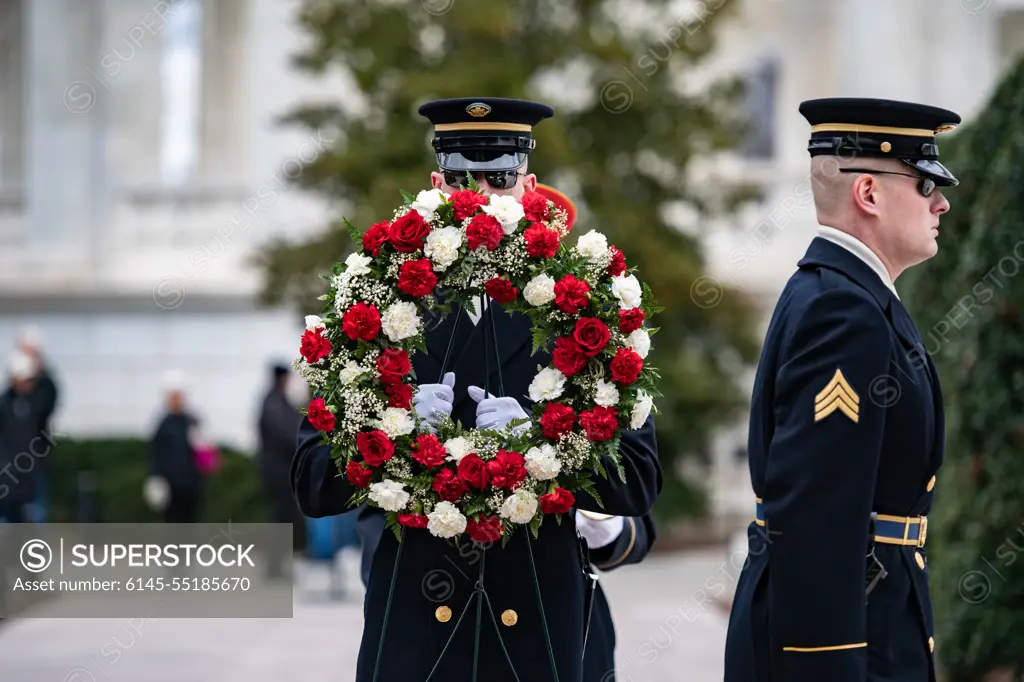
[466,102,491,118]
[880,141,892,153]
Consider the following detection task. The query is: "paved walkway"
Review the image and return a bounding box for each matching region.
[0,548,734,682]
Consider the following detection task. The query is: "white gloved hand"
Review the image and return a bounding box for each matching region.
[143,475,170,511]
[412,372,456,432]
[468,386,530,435]
[575,510,625,549]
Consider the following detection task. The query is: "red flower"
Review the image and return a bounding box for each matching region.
[552,337,588,377]
[307,398,336,432]
[451,190,488,221]
[376,348,411,386]
[610,347,644,384]
[485,277,519,304]
[388,211,430,253]
[580,406,619,442]
[299,328,332,364]
[432,468,466,503]
[346,461,372,488]
[363,221,390,257]
[553,275,590,315]
[572,318,610,358]
[457,453,491,491]
[412,434,447,468]
[467,515,503,543]
[398,259,438,297]
[608,245,627,277]
[524,223,559,258]
[398,514,429,529]
[386,383,413,409]
[486,450,527,491]
[342,302,382,342]
[539,488,575,515]
[520,191,551,223]
[357,430,395,467]
[619,308,645,335]
[466,214,504,251]
[540,403,577,440]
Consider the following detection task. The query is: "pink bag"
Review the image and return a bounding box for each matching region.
[190,426,222,475]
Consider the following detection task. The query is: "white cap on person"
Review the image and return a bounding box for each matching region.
[8,349,37,380]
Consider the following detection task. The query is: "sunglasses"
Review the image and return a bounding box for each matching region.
[838,168,937,197]
[442,169,526,190]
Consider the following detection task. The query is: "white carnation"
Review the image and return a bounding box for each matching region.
[345,252,373,277]
[626,329,651,359]
[412,189,448,219]
[630,389,654,429]
[577,230,609,263]
[528,367,567,402]
[594,378,620,407]
[382,301,422,342]
[444,436,473,463]
[611,273,643,310]
[523,273,557,307]
[525,444,561,481]
[427,501,468,538]
[339,361,366,385]
[369,480,410,512]
[305,315,324,331]
[378,407,415,438]
[500,489,539,525]
[483,194,525,234]
[424,226,463,271]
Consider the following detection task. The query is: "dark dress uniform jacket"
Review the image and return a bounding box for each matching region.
[724,237,943,682]
[293,302,662,682]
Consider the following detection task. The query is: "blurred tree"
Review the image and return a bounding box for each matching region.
[257,0,762,520]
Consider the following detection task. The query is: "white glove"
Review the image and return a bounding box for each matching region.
[143,475,170,511]
[412,372,455,431]
[468,386,530,435]
[575,510,625,549]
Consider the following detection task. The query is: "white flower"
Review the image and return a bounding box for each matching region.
[594,378,620,407]
[500,489,539,525]
[424,226,463,271]
[611,274,643,310]
[369,480,410,512]
[345,252,373,277]
[523,273,557,307]
[378,407,415,438]
[412,189,448,218]
[630,390,654,429]
[339,361,366,385]
[427,501,468,538]
[525,444,561,481]
[528,367,566,402]
[382,301,422,342]
[577,230,609,263]
[444,436,473,463]
[626,329,651,359]
[483,194,525,234]
[305,315,324,331]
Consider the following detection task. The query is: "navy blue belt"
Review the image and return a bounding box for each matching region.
[754,499,927,548]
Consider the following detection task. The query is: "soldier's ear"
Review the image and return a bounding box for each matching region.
[431,171,445,191]
[522,173,537,193]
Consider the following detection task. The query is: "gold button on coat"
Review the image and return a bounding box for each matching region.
[501,609,518,626]
[926,475,936,492]
[435,606,452,623]
[915,552,925,570]
[929,636,935,652]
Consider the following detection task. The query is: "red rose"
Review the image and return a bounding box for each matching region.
[610,347,644,384]
[485,277,519,304]
[398,259,438,298]
[553,275,590,315]
[412,434,447,468]
[451,190,488,221]
[466,213,504,251]
[363,221,390,256]
[388,211,430,253]
[580,406,619,442]
[572,318,610,358]
[520,191,550,223]
[345,460,373,488]
[467,515,503,543]
[386,383,413,409]
[608,245,627,277]
[524,223,559,258]
[539,487,575,515]
[432,468,466,503]
[357,430,395,467]
[619,308,645,335]
[299,328,332,364]
[398,514,429,529]
[376,348,411,386]
[486,450,527,491]
[342,302,382,342]
[457,453,491,491]
[307,398,336,432]
[552,337,588,377]
[540,403,577,440]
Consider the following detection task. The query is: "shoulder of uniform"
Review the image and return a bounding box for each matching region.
[792,281,891,347]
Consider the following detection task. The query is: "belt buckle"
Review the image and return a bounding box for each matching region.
[917,516,928,548]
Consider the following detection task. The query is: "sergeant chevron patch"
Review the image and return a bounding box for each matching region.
[814,368,860,423]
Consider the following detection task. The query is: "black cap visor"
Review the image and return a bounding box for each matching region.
[901,158,958,187]
[436,150,527,173]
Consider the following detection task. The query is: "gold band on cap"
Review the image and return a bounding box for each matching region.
[434,122,533,132]
[811,123,941,138]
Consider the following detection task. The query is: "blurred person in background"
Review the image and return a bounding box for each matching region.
[144,370,203,523]
[16,325,59,523]
[0,350,48,523]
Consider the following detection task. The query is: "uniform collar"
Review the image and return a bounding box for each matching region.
[797,233,896,309]
[814,226,899,300]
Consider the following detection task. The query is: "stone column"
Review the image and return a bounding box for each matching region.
[199,0,249,184]
[926,3,999,125]
[838,0,928,101]
[0,0,24,189]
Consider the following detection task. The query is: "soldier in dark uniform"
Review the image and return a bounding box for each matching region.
[724,98,959,682]
[293,97,662,682]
